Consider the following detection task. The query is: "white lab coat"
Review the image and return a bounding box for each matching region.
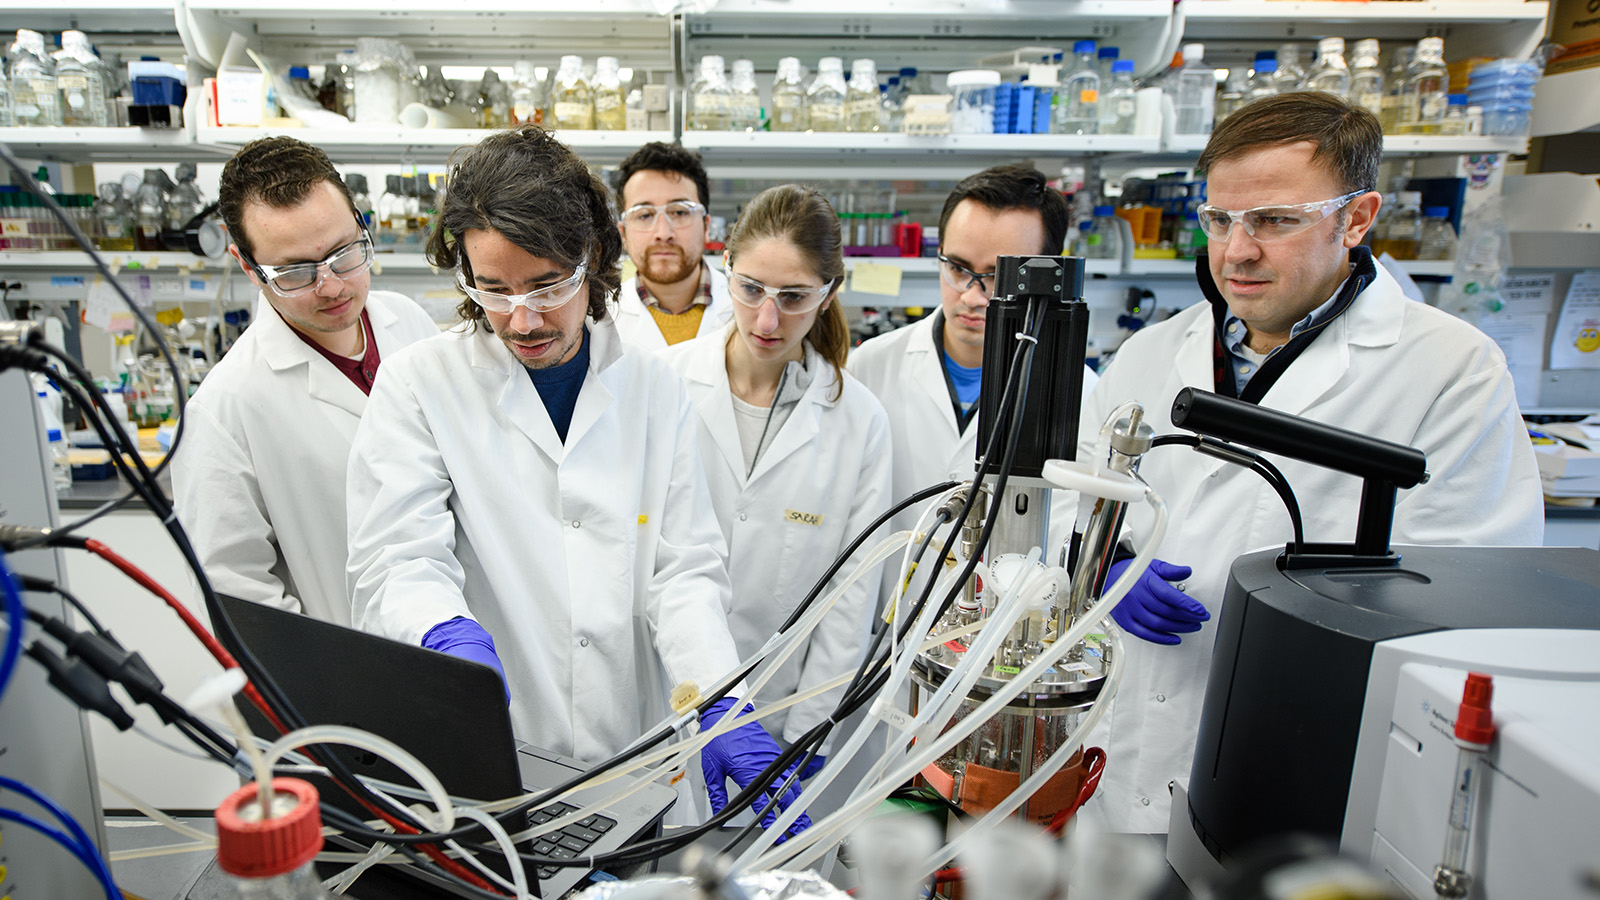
[1076,262,1545,833]
[345,316,745,766]
[613,265,734,352]
[661,331,892,752]
[849,314,1099,586]
[172,290,439,625]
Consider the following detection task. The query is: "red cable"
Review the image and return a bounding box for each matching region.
[83,539,502,894]
[1047,746,1107,835]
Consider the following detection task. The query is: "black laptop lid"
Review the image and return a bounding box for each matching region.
[213,592,525,806]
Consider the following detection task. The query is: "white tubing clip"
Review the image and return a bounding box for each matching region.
[184,667,249,716]
[1041,459,1146,503]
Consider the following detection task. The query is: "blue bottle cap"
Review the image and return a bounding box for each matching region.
[1112,60,1135,74]
[289,66,310,80]
[1254,50,1277,62]
[1094,205,1115,216]
[1424,206,1450,218]
[1099,47,1120,60]
[1256,59,1278,74]
[1447,93,1468,106]
[1074,40,1097,54]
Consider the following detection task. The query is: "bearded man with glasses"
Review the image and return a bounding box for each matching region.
[611,142,734,350]
[1074,91,1544,835]
[172,136,438,625]
[345,126,809,838]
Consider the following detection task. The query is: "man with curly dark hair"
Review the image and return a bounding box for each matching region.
[346,126,809,836]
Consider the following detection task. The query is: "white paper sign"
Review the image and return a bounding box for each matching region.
[1550,271,1600,370]
[1499,272,1555,316]
[1479,313,1547,407]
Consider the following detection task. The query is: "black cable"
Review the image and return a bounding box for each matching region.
[1148,433,1305,551]
[18,576,107,635]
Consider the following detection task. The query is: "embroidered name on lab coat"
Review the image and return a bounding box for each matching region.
[784,509,825,527]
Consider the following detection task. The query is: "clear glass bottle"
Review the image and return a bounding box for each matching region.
[169,163,204,231]
[377,174,405,246]
[1099,60,1137,135]
[1387,191,1423,260]
[133,169,171,252]
[49,428,72,491]
[1174,43,1215,135]
[1346,39,1384,120]
[1418,206,1457,260]
[593,56,627,130]
[215,779,338,899]
[881,76,904,133]
[1440,93,1467,136]
[1378,46,1413,134]
[552,55,595,130]
[401,175,421,247]
[1097,46,1120,85]
[1398,37,1447,135]
[1306,37,1351,97]
[346,174,372,230]
[727,59,761,132]
[1271,43,1306,93]
[332,50,358,121]
[57,31,107,127]
[770,57,806,132]
[1055,40,1100,136]
[805,57,847,133]
[94,182,135,251]
[689,55,731,131]
[1246,58,1281,103]
[477,69,508,128]
[10,29,62,127]
[845,58,881,132]
[1092,206,1122,260]
[1177,211,1208,259]
[1215,67,1249,124]
[510,61,544,126]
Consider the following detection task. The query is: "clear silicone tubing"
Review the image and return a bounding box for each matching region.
[757,486,1168,875]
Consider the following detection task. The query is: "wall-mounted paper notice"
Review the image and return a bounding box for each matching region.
[1550,271,1600,370]
[1479,313,1547,407]
[850,261,903,297]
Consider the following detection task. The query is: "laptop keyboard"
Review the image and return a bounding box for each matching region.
[526,801,617,881]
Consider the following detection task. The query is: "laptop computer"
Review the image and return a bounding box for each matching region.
[190,592,678,899]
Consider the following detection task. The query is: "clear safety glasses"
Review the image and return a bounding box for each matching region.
[619,200,706,231]
[728,271,836,315]
[937,255,997,296]
[244,230,375,296]
[1195,189,1369,243]
[456,263,589,315]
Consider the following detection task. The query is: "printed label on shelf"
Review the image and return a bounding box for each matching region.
[850,261,902,296]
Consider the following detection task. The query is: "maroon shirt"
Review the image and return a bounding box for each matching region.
[286,306,381,395]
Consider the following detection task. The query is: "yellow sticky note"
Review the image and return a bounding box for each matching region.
[850,261,903,297]
[638,514,649,525]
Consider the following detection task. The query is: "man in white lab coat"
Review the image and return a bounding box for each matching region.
[612,142,733,350]
[850,164,1096,589]
[172,136,438,625]
[1077,92,1544,833]
[346,126,806,832]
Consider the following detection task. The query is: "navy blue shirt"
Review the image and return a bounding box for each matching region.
[525,329,590,443]
[943,354,983,417]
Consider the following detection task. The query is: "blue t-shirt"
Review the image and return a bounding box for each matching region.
[525,328,590,443]
[943,354,983,417]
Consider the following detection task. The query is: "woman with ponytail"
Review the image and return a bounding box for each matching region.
[660,184,892,791]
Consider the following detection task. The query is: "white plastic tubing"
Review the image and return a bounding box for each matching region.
[748,479,1169,875]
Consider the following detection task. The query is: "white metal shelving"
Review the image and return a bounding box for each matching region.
[0,1,177,33]
[195,126,676,165]
[0,128,228,163]
[1531,69,1600,137]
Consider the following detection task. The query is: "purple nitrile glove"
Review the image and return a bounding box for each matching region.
[1106,558,1207,646]
[700,697,812,840]
[798,753,826,781]
[422,617,509,704]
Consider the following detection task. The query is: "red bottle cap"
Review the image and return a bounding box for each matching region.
[1453,671,1496,747]
[215,778,324,878]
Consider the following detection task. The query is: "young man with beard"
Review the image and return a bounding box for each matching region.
[611,142,734,350]
[172,136,438,625]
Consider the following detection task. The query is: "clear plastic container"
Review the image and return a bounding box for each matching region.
[1386,191,1423,260]
[1305,37,1350,97]
[1418,206,1457,260]
[1247,58,1281,103]
[510,60,545,126]
[169,163,203,231]
[1272,43,1306,93]
[10,30,62,127]
[1215,68,1249,124]
[689,55,731,131]
[806,57,847,132]
[1482,103,1531,136]
[845,58,882,132]
[0,75,13,127]
[552,55,595,130]
[1174,43,1215,135]
[1055,40,1100,136]
[1349,39,1384,119]
[1091,205,1122,260]
[770,57,806,132]
[1097,46,1120,85]
[1100,60,1137,135]
[593,56,626,130]
[727,59,760,131]
[133,169,171,252]
[49,428,72,491]
[947,69,1000,134]
[95,182,135,250]
[57,31,107,127]
[1440,94,1468,136]
[1398,37,1448,135]
[352,37,402,126]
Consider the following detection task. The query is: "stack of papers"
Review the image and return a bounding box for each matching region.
[1532,417,1600,498]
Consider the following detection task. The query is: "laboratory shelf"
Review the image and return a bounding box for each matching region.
[1532,69,1600,137]
[0,1,178,33]
[0,128,229,163]
[1156,134,1530,159]
[0,251,221,271]
[1183,1,1546,24]
[195,127,677,165]
[685,132,1163,175]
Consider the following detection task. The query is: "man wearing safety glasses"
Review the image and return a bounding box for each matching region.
[346,126,810,838]
[1075,92,1543,834]
[172,136,438,625]
[851,164,1097,610]
[611,142,734,350]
